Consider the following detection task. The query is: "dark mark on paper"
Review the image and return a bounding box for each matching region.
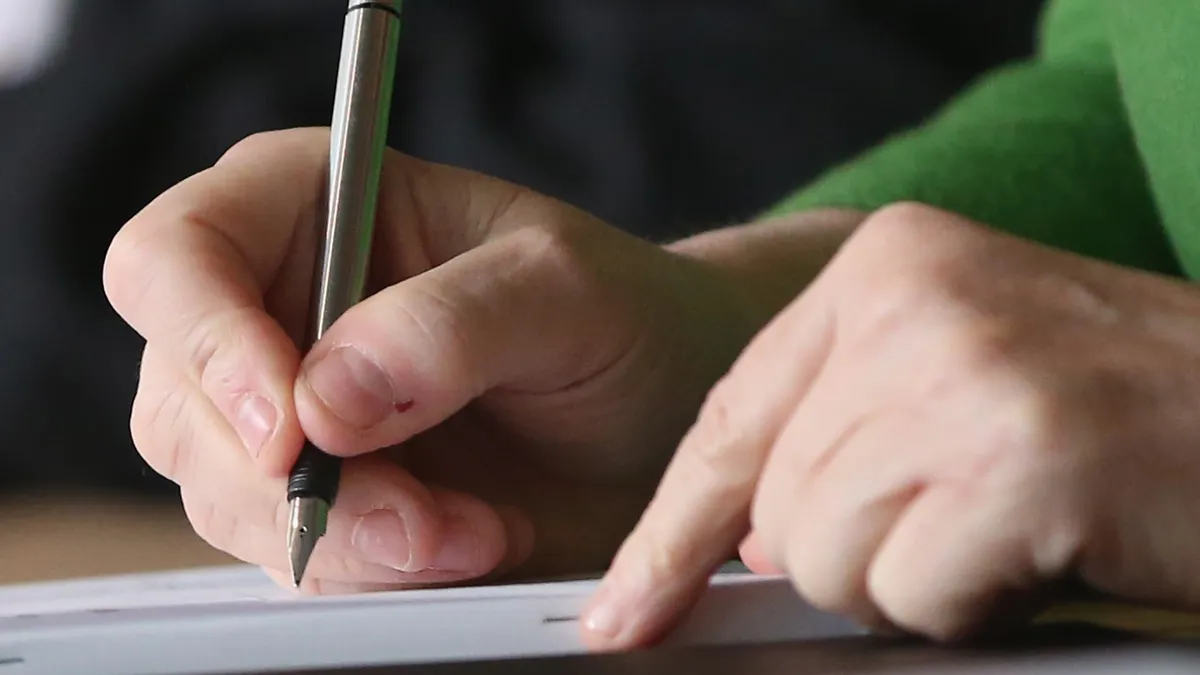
[0,657,25,666]
[542,615,578,624]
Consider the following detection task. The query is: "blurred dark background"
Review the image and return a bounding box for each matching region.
[0,0,1044,505]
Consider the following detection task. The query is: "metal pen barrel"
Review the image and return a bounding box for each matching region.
[310,1,402,343]
[286,0,403,587]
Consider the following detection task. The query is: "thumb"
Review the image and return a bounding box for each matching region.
[291,223,628,458]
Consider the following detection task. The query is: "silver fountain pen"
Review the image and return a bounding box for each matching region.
[286,0,403,587]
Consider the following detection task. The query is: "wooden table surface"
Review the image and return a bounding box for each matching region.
[0,492,233,585]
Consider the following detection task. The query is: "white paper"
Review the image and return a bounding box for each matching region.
[0,564,863,675]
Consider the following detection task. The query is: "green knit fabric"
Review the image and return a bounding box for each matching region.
[768,0,1184,278]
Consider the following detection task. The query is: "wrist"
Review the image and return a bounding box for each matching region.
[666,208,867,327]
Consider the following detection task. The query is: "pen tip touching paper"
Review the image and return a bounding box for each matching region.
[287,496,329,587]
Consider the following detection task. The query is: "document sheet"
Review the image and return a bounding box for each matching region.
[0,564,862,675]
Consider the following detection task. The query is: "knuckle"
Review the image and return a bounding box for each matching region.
[864,201,939,229]
[890,255,975,312]
[685,379,759,486]
[841,251,978,341]
[987,381,1077,468]
[182,318,223,390]
[851,202,948,257]
[860,201,982,252]
[845,202,984,294]
[941,317,1026,377]
[181,306,255,397]
[130,380,194,484]
[510,217,592,280]
[219,132,277,164]
[217,129,323,167]
[103,225,160,325]
[504,211,617,303]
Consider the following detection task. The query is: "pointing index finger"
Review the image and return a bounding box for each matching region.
[580,288,838,650]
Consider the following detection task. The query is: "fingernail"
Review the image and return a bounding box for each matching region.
[582,581,624,640]
[352,510,414,571]
[303,347,395,429]
[234,393,276,457]
[431,515,481,572]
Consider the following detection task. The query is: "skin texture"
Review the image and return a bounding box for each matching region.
[108,127,1200,651]
[102,128,854,595]
[584,203,1200,648]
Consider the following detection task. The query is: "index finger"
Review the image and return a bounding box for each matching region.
[579,287,837,650]
[103,128,330,471]
[105,128,328,341]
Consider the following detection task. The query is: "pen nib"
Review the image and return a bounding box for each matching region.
[287,496,330,588]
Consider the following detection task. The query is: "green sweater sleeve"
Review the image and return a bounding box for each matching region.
[768,0,1181,276]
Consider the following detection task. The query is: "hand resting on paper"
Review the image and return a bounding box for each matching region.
[584,204,1200,648]
[102,128,850,593]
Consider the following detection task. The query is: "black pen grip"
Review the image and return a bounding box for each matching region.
[287,441,342,504]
